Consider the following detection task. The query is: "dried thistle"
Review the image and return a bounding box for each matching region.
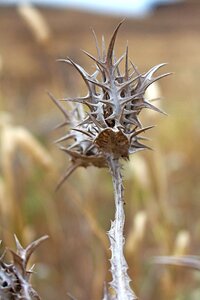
[0,235,48,300]
[51,21,170,299]
[51,21,170,183]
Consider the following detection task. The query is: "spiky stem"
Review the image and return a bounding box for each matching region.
[106,156,137,300]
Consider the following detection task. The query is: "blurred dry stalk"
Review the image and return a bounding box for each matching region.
[0,112,55,241]
[127,154,150,189]
[61,178,109,255]
[0,54,3,103]
[17,3,51,46]
[145,82,162,119]
[0,55,3,74]
[157,230,190,300]
[126,210,147,255]
[173,230,190,256]
[152,231,195,300]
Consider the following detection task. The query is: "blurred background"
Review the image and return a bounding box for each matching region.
[0,0,200,299]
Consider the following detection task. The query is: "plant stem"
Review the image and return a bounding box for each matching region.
[106,156,137,300]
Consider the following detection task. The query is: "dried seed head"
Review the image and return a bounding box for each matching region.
[51,21,170,187]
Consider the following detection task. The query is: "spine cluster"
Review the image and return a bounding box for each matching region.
[0,236,48,300]
[51,21,170,187]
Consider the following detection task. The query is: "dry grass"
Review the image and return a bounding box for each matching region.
[0,3,200,300]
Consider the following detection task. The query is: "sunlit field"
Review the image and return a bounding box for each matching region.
[0,2,200,299]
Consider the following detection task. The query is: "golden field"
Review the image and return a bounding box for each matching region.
[0,2,200,299]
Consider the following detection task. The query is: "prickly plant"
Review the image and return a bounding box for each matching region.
[0,235,48,300]
[51,21,170,299]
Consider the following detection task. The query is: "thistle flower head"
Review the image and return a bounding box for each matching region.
[51,21,170,188]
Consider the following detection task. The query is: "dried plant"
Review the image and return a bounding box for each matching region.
[125,211,147,256]
[0,235,48,300]
[51,21,170,299]
[153,255,200,271]
[17,3,51,46]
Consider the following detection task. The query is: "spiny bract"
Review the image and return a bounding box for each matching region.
[50,21,170,189]
[0,235,48,300]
